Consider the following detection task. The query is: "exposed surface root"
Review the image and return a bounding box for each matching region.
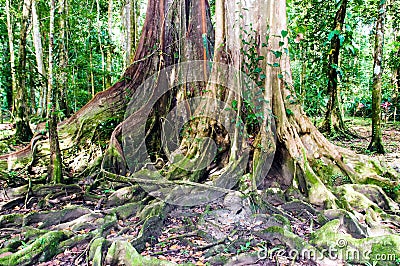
[0,176,400,266]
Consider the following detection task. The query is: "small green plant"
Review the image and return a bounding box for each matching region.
[383,184,400,195]
[204,205,211,215]
[103,188,115,194]
[149,235,157,244]
[237,241,251,255]
[180,249,189,255]
[328,173,348,186]
[7,171,18,179]
[21,241,29,248]
[239,23,274,132]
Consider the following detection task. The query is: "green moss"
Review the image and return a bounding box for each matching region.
[264,225,285,235]
[118,241,177,266]
[21,227,49,244]
[92,246,103,266]
[0,213,24,227]
[310,219,400,266]
[89,237,108,261]
[2,239,22,252]
[51,155,63,184]
[208,255,229,265]
[370,240,399,266]
[98,214,117,235]
[105,241,118,264]
[0,248,11,257]
[334,185,382,213]
[302,158,337,208]
[271,214,292,231]
[264,226,307,249]
[370,160,384,176]
[109,202,140,220]
[139,201,166,220]
[59,233,92,251]
[0,231,66,266]
[311,159,337,184]
[262,226,327,261]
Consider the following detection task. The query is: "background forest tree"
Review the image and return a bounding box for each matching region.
[0,0,399,130]
[0,0,400,265]
[0,0,146,123]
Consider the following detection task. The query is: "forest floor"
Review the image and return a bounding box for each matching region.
[0,117,399,266]
[330,117,400,170]
[332,117,400,154]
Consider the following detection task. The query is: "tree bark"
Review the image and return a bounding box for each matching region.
[48,0,63,183]
[368,0,387,154]
[5,0,16,114]
[58,0,70,117]
[29,63,37,115]
[95,0,106,91]
[129,0,137,64]
[106,0,113,88]
[0,92,2,124]
[56,0,210,155]
[393,32,399,122]
[217,0,369,207]
[2,0,399,212]
[15,0,34,142]
[392,67,398,122]
[2,4,400,264]
[32,0,47,118]
[122,0,137,67]
[321,0,348,135]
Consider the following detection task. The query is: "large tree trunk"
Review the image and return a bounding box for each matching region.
[16,0,212,174]
[217,0,398,208]
[15,0,34,142]
[321,0,348,135]
[1,1,400,265]
[2,0,397,207]
[368,0,386,154]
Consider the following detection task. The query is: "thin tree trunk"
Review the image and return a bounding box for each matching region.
[300,56,306,105]
[129,0,136,64]
[32,0,47,117]
[126,0,131,66]
[393,31,399,122]
[29,63,36,115]
[368,0,387,154]
[90,49,95,97]
[321,0,348,135]
[392,67,398,122]
[95,0,106,91]
[397,63,400,121]
[15,0,33,141]
[123,0,137,67]
[58,0,70,117]
[48,0,63,183]
[106,0,113,88]
[0,77,3,124]
[5,0,16,114]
